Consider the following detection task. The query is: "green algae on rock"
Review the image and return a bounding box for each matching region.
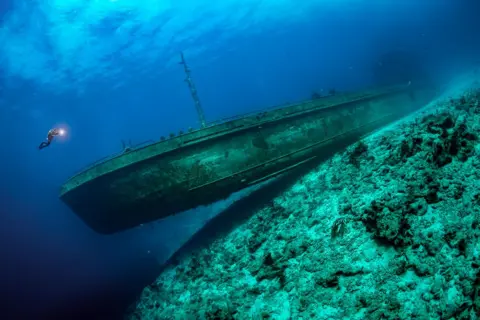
[127,81,480,319]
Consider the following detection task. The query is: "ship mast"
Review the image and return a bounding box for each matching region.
[179,52,207,128]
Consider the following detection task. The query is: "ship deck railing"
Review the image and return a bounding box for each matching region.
[66,96,333,178]
[64,82,415,181]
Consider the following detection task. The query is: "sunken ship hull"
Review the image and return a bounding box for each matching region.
[60,83,435,234]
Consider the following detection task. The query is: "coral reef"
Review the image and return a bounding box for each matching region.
[127,82,480,319]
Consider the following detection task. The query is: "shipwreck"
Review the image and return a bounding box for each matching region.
[60,53,436,234]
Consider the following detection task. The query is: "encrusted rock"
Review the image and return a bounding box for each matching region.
[126,82,480,319]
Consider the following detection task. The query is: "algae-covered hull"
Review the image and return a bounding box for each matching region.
[60,83,435,234]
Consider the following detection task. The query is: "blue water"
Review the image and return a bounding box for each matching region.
[1,0,479,318]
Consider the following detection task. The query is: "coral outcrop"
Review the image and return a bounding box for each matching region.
[127,81,480,320]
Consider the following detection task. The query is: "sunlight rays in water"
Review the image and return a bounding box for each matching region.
[0,0,326,90]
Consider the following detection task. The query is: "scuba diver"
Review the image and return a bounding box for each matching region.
[38,128,65,150]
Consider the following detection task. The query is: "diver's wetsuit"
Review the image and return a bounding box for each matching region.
[38,129,59,150]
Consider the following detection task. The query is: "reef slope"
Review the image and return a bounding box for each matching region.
[127,79,480,320]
